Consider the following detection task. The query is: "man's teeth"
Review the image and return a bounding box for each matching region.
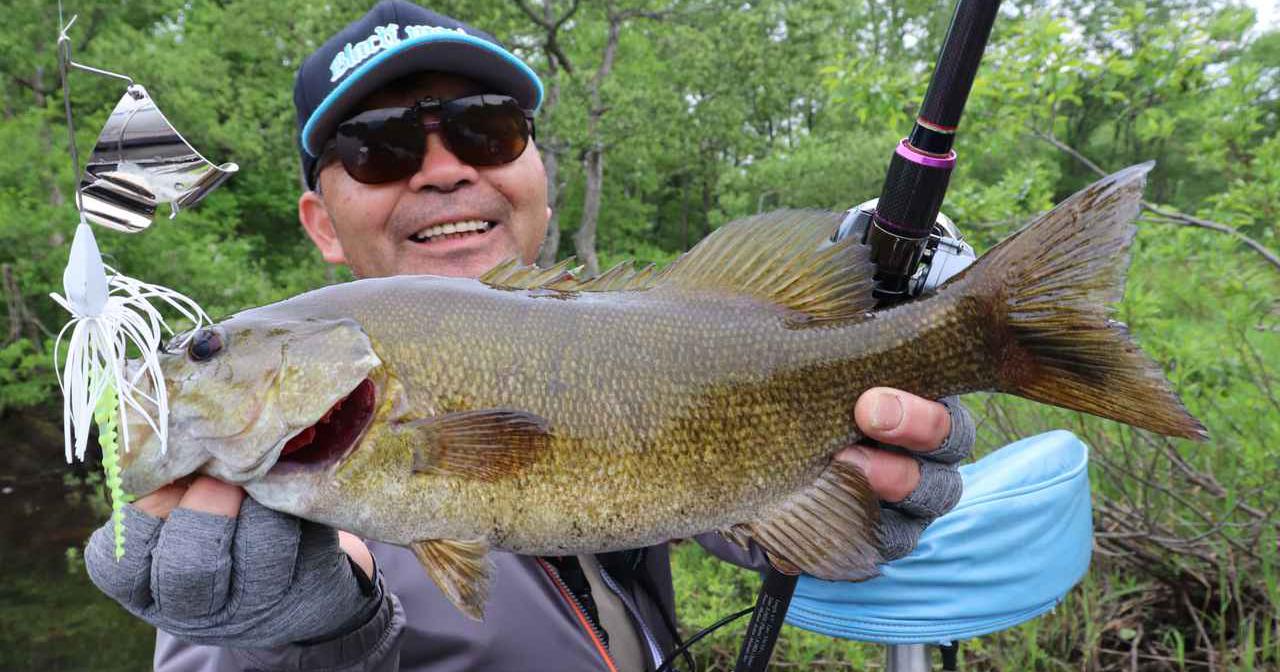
[409,220,494,242]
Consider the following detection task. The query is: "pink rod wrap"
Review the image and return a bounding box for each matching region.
[895,139,956,169]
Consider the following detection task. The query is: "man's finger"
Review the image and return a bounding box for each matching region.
[877,508,928,562]
[151,508,238,620]
[339,531,375,580]
[895,460,963,519]
[85,507,165,611]
[149,477,244,621]
[854,387,951,452]
[176,476,245,518]
[230,498,304,605]
[133,480,191,519]
[835,445,920,503]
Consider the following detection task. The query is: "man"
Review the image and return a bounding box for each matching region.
[86,2,974,670]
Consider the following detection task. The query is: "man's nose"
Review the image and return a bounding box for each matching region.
[406,127,479,193]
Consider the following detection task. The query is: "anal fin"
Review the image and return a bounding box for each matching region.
[410,538,492,620]
[726,460,882,581]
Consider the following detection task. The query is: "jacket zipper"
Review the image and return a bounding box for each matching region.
[537,557,620,672]
[598,566,667,671]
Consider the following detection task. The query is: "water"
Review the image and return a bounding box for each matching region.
[0,410,153,671]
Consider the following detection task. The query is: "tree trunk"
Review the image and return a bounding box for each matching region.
[701,172,713,225]
[518,0,578,268]
[538,144,563,267]
[537,20,564,267]
[3,264,41,346]
[680,173,690,250]
[572,7,625,278]
[574,145,603,276]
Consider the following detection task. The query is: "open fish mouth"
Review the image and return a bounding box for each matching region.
[270,378,376,473]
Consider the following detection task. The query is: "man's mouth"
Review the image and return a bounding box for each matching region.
[272,378,376,470]
[408,219,496,243]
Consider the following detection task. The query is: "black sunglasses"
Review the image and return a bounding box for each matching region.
[319,94,535,185]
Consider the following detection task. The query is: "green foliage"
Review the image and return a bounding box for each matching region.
[670,542,881,670]
[0,338,54,412]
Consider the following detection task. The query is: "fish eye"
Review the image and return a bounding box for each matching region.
[186,329,224,362]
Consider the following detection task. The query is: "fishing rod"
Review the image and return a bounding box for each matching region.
[725,3,1001,672]
[843,0,999,307]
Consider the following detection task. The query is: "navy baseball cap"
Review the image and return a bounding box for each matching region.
[294,0,543,189]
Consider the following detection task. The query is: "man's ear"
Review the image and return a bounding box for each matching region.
[298,190,347,265]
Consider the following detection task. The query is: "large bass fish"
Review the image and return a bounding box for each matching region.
[120,164,1204,619]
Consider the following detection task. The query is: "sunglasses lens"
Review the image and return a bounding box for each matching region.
[335,108,425,184]
[330,97,530,185]
[443,96,530,166]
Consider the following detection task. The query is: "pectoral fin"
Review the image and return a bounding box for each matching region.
[725,460,883,581]
[404,409,550,482]
[410,538,492,620]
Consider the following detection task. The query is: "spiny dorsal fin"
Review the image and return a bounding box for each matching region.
[410,538,492,620]
[725,459,882,581]
[480,256,660,293]
[478,210,876,321]
[479,257,580,290]
[573,260,661,291]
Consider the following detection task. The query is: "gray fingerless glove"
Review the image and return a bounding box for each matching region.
[877,396,975,560]
[85,497,383,649]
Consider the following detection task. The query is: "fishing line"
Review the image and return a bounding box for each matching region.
[51,0,226,557]
[653,606,755,672]
[635,562,697,672]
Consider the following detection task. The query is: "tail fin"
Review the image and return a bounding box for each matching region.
[958,162,1207,440]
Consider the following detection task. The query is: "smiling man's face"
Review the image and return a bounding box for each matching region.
[299,72,550,279]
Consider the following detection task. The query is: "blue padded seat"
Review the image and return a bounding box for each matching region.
[785,430,1093,645]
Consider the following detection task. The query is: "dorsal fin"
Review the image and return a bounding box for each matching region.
[479,257,581,290]
[480,256,666,293]
[478,210,877,320]
[653,210,876,320]
[574,260,661,291]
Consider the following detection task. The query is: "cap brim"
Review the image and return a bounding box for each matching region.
[301,33,543,157]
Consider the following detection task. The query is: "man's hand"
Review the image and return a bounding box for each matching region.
[85,476,381,649]
[837,387,975,560]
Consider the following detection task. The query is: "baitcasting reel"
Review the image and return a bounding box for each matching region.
[836,199,977,297]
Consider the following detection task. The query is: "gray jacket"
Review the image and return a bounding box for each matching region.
[155,535,764,672]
